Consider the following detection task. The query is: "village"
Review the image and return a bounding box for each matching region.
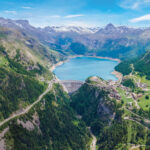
[89,75,150,111]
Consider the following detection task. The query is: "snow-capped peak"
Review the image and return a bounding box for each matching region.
[45,26,100,34]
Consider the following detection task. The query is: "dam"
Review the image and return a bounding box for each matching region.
[59,80,84,93]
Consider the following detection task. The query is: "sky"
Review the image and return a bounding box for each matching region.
[0,0,150,27]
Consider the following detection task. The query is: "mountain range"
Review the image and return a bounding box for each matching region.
[1,17,150,59]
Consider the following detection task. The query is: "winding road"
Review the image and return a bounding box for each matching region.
[0,79,55,128]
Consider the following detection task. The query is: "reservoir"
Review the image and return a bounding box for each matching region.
[53,57,119,81]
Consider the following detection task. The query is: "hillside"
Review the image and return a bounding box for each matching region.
[0,24,66,121]
[71,77,150,150]
[0,25,64,68]
[115,50,150,79]
[1,84,91,150]
[0,45,50,121]
[0,33,91,149]
[134,51,150,80]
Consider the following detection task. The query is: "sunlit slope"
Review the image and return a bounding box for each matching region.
[0,27,64,69]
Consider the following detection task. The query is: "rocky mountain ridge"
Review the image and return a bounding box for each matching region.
[1,17,150,59]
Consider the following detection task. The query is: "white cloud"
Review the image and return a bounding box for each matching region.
[129,14,150,22]
[64,14,84,18]
[119,0,150,10]
[4,10,17,15]
[22,6,32,9]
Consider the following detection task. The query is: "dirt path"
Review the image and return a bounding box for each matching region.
[122,143,150,149]
[91,133,97,150]
[0,79,55,128]
[125,108,150,123]
[88,127,97,150]
[133,99,140,109]
[124,117,150,130]
[124,108,150,130]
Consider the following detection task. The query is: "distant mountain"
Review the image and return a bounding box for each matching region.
[0,17,99,34]
[0,20,64,68]
[45,26,100,34]
[95,23,143,38]
[1,17,150,59]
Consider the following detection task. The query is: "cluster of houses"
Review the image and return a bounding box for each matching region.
[106,79,145,101]
[109,92,121,100]
[95,80,122,100]
[136,82,147,88]
[90,76,149,103]
[131,93,143,100]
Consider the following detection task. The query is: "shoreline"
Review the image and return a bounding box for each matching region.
[86,55,121,63]
[111,71,123,82]
[50,61,66,72]
[50,55,77,72]
[50,55,122,80]
[68,55,121,63]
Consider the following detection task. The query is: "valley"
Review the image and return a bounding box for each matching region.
[0,16,150,150]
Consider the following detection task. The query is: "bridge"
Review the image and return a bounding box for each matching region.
[59,80,84,94]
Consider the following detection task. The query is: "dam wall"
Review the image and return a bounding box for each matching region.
[59,80,84,93]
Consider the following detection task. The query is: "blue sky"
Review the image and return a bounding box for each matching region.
[0,0,150,27]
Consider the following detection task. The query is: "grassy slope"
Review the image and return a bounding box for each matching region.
[0,27,64,68]
[115,50,150,78]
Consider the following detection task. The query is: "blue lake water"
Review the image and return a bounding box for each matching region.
[53,57,119,81]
